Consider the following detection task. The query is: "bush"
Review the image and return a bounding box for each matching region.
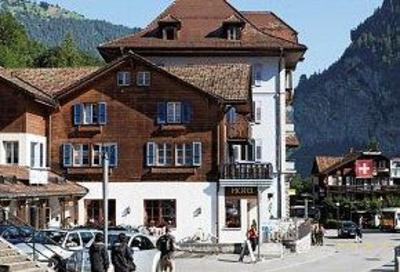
[325,219,340,229]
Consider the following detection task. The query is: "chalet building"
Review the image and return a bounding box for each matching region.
[0,68,87,229]
[0,0,306,244]
[312,150,398,203]
[98,0,307,237]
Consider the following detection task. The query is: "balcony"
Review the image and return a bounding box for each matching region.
[29,168,49,185]
[219,163,273,187]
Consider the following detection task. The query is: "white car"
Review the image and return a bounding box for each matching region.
[15,229,101,264]
[65,231,161,272]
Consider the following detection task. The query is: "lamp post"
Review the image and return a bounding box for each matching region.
[103,152,109,248]
[336,202,340,230]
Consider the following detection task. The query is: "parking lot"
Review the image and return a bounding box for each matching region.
[175,231,400,272]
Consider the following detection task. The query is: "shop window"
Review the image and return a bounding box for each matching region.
[85,199,116,227]
[144,199,176,228]
[225,198,241,228]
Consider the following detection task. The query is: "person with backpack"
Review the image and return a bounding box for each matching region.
[156,227,176,272]
[89,233,110,272]
[111,233,136,272]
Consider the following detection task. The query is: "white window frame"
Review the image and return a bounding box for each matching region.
[4,141,18,165]
[92,144,102,167]
[30,142,43,168]
[255,139,263,162]
[72,144,89,167]
[83,104,93,125]
[117,71,131,86]
[167,102,182,124]
[254,101,262,124]
[137,71,151,87]
[175,144,185,166]
[227,26,240,40]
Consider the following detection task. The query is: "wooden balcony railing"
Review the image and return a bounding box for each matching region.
[227,121,250,140]
[220,163,273,180]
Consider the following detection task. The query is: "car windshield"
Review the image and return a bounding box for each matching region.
[343,222,355,228]
[107,234,131,249]
[29,231,67,245]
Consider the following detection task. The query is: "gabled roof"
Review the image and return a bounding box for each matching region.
[98,0,306,54]
[314,156,344,173]
[164,64,251,101]
[0,68,56,107]
[10,67,99,95]
[240,11,298,43]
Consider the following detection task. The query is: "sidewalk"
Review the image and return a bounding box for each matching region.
[176,245,336,272]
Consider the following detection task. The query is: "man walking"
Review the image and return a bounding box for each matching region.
[111,233,136,272]
[89,233,109,272]
[355,226,363,243]
[156,227,176,272]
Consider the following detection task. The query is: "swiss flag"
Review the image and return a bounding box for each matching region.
[355,160,374,178]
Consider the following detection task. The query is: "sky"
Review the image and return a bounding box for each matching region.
[42,0,383,81]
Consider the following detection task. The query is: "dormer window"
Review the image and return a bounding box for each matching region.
[223,15,245,41]
[227,26,241,40]
[163,26,177,40]
[158,14,181,41]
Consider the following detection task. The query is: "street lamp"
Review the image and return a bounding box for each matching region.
[335,202,340,229]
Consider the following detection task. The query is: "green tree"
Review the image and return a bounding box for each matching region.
[35,32,101,67]
[0,11,44,68]
[290,175,313,195]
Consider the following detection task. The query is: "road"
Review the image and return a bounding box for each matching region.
[175,232,400,272]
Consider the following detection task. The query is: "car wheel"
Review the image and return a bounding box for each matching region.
[48,256,64,272]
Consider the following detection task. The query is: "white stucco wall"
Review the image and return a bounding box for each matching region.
[78,182,217,241]
[0,133,47,168]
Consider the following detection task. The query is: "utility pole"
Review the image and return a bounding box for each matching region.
[103,152,109,248]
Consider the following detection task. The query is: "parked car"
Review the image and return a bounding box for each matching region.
[0,225,34,244]
[338,221,359,238]
[65,231,161,272]
[15,229,101,267]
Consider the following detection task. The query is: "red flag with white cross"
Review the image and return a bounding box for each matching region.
[355,160,374,178]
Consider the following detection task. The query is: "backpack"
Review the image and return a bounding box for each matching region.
[157,235,173,254]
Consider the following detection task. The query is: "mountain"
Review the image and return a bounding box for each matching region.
[0,0,140,56]
[294,0,400,176]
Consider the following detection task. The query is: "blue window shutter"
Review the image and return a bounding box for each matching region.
[182,102,193,123]
[146,142,156,166]
[73,104,82,125]
[193,142,202,166]
[109,145,117,166]
[157,102,166,124]
[63,144,72,167]
[99,103,107,125]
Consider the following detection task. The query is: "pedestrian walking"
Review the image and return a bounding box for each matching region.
[238,224,258,263]
[111,233,136,272]
[317,224,325,246]
[89,233,109,272]
[355,226,363,243]
[156,227,176,272]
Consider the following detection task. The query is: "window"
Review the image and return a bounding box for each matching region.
[163,27,177,40]
[253,64,262,86]
[4,141,18,165]
[157,143,173,166]
[226,107,237,124]
[254,101,262,124]
[92,145,102,166]
[73,103,107,126]
[393,162,400,178]
[167,102,182,124]
[227,27,240,40]
[72,144,89,167]
[79,231,94,246]
[65,233,81,248]
[255,139,263,162]
[157,102,192,124]
[144,200,176,228]
[137,72,151,87]
[30,142,44,168]
[117,71,131,86]
[85,199,116,227]
[225,198,241,228]
[147,142,202,167]
[285,70,293,90]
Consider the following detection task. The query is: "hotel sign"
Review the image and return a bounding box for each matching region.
[226,187,258,196]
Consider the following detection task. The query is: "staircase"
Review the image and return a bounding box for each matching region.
[0,237,46,272]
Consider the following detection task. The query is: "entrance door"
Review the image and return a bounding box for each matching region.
[29,206,38,228]
[247,198,258,229]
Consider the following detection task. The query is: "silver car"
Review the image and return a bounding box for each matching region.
[66,231,161,272]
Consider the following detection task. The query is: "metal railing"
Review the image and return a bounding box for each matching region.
[220,163,273,180]
[0,206,63,265]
